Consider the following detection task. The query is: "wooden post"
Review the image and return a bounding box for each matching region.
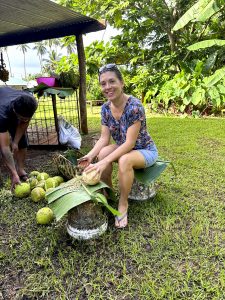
[76,34,88,134]
[52,94,60,144]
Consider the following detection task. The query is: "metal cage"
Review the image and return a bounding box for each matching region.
[27,91,80,146]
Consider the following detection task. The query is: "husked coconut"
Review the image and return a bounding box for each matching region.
[82,170,101,185]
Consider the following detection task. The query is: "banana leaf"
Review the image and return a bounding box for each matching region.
[203,67,225,87]
[49,191,91,221]
[134,160,176,185]
[46,178,116,221]
[92,192,121,216]
[46,180,109,204]
[172,0,209,31]
[187,39,225,51]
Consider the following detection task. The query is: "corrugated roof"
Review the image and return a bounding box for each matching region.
[0,0,106,47]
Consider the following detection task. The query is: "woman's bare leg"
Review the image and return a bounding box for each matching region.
[98,144,118,187]
[116,150,146,228]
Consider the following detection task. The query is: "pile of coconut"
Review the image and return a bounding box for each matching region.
[13,171,65,225]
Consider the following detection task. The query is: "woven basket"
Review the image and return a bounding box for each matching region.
[53,151,83,180]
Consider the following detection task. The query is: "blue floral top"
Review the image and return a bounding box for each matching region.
[101,95,156,150]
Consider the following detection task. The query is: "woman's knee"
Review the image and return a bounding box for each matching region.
[118,154,133,172]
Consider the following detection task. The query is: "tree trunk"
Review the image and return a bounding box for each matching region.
[167,30,176,53]
[5,50,12,77]
[76,34,88,134]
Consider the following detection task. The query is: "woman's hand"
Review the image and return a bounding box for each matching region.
[77,155,93,170]
[84,160,109,177]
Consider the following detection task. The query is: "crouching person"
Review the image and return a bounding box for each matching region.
[0,86,38,190]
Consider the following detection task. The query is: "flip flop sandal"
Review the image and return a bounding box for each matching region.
[19,174,28,182]
[115,212,128,229]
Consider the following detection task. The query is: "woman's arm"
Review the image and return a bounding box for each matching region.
[78,125,111,168]
[84,121,141,173]
[101,121,141,164]
[88,125,111,158]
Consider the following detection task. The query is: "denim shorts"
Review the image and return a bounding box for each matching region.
[137,145,158,168]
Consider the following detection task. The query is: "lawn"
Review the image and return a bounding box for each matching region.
[1,115,225,299]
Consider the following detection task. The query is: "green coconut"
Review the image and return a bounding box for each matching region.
[44,178,58,190]
[31,187,46,202]
[29,177,39,189]
[36,180,46,189]
[36,207,54,225]
[14,182,31,198]
[52,176,64,185]
[37,172,49,181]
[29,171,40,178]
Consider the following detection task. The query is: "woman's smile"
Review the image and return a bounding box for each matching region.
[100,71,124,102]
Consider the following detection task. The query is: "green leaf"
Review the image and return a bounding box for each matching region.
[217,84,225,94]
[208,86,221,107]
[84,181,109,193]
[204,67,225,87]
[134,160,173,185]
[203,52,218,73]
[49,192,91,221]
[94,193,121,216]
[187,39,225,51]
[47,187,77,204]
[191,88,205,105]
[172,0,209,31]
[46,177,112,221]
[196,0,220,22]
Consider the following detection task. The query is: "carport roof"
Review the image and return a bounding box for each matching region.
[0,0,106,47]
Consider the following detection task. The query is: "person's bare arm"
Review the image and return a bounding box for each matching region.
[97,121,141,164]
[12,121,30,153]
[78,125,111,169]
[0,132,20,188]
[84,121,141,173]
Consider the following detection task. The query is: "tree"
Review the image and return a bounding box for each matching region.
[0,47,12,77]
[61,36,77,55]
[33,42,47,73]
[43,49,62,74]
[16,44,30,78]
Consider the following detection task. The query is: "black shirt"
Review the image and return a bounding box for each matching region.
[0,87,30,133]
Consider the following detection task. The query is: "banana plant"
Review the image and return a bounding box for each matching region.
[172,0,222,31]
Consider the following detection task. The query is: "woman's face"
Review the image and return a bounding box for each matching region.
[99,71,124,102]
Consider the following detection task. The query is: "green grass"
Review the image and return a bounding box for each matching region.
[1,115,225,299]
